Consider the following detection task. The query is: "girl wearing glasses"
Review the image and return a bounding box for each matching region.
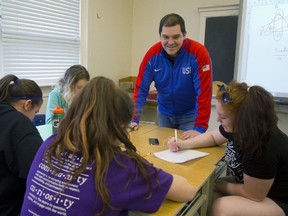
[0,74,43,215]
[168,80,288,216]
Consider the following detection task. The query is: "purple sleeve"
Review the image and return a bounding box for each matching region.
[106,156,173,213]
[127,166,173,213]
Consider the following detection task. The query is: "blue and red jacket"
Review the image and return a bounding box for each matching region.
[132,38,212,133]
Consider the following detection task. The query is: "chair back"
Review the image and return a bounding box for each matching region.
[32,114,46,126]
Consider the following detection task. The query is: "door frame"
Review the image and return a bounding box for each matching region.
[198,4,240,44]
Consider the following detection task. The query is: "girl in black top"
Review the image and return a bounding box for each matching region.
[0,74,43,215]
[168,81,288,216]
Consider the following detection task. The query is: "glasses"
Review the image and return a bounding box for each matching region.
[218,84,232,104]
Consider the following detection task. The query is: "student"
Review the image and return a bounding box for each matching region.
[168,80,288,216]
[21,76,196,216]
[45,64,90,124]
[0,74,43,216]
[131,13,212,140]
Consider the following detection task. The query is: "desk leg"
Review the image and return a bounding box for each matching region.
[180,177,210,216]
[205,170,216,216]
[197,170,215,216]
[176,193,206,216]
[174,160,228,216]
[206,157,227,216]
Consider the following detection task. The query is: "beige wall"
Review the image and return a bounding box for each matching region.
[129,0,287,134]
[40,0,134,113]
[86,0,133,83]
[130,0,240,75]
[39,0,288,134]
[84,0,240,81]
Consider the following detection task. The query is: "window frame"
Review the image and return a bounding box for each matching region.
[0,0,88,87]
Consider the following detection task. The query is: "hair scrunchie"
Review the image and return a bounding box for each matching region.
[14,77,19,84]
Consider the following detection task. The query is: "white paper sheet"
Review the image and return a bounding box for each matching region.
[154,149,209,163]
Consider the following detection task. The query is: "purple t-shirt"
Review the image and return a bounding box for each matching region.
[21,135,173,216]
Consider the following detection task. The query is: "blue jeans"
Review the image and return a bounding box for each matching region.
[157,110,195,131]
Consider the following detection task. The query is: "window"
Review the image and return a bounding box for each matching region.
[0,0,81,86]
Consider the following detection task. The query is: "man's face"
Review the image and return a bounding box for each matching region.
[160,24,186,58]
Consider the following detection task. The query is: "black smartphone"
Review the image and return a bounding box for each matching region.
[149,138,159,145]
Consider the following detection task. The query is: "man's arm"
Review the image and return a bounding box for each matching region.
[132,49,158,124]
[193,45,213,133]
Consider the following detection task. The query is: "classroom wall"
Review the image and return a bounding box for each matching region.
[42,0,240,113]
[130,0,240,75]
[41,0,240,110]
[129,0,287,134]
[40,0,133,114]
[84,0,240,82]
[86,0,133,82]
[39,0,288,134]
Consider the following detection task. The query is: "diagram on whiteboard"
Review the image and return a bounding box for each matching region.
[260,6,288,41]
[239,0,288,98]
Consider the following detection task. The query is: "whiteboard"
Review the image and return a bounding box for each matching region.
[235,0,288,100]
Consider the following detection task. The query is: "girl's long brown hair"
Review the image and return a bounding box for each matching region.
[45,76,157,215]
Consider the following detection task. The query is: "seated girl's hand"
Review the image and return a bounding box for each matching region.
[167,137,180,152]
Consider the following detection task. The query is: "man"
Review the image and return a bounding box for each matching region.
[131,13,213,139]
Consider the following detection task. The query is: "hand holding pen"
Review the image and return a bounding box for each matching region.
[167,129,181,152]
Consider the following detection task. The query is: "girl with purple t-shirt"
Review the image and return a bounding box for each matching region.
[21,76,196,216]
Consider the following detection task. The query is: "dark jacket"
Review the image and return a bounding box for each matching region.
[0,103,43,216]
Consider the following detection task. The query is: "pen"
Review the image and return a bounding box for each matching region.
[174,129,180,151]
[141,152,151,157]
[174,129,178,142]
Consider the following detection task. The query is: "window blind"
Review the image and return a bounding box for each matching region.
[1,0,80,86]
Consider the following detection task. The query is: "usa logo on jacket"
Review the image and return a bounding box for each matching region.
[182,67,191,74]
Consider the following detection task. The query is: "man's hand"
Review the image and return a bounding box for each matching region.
[129,122,139,131]
[180,130,201,140]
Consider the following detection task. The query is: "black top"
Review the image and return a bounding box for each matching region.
[220,125,288,204]
[220,125,243,183]
[0,103,43,216]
